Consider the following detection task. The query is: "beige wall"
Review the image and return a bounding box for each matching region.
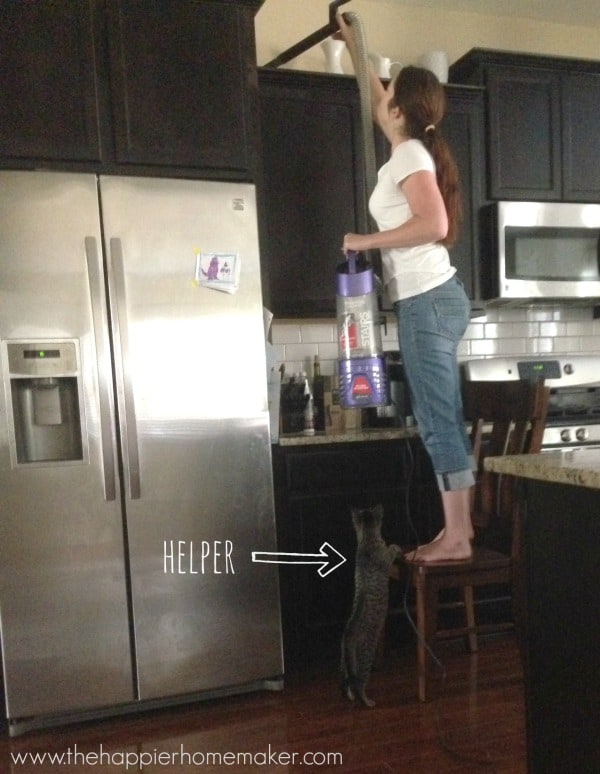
[255,0,599,74]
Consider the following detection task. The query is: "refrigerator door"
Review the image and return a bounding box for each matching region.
[99,176,283,700]
[0,171,134,719]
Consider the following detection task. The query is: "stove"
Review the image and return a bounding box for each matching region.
[461,355,600,449]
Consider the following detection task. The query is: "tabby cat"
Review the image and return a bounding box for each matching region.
[340,504,401,707]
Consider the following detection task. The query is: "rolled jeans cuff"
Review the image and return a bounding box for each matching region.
[436,455,476,492]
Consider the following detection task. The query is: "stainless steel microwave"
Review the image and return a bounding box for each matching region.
[483,201,600,302]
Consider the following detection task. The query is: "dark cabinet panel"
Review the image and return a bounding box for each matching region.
[450,49,600,202]
[258,70,368,316]
[443,88,486,302]
[272,438,443,666]
[0,0,103,163]
[486,66,561,200]
[0,0,259,178]
[258,70,485,316]
[106,1,256,174]
[562,72,600,201]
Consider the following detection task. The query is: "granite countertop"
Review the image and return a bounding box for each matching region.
[484,448,600,490]
[278,426,418,446]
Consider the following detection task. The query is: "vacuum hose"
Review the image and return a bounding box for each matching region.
[342,13,380,275]
[343,13,378,204]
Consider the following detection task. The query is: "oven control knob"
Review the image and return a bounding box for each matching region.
[560,429,572,443]
[563,363,574,375]
[575,427,589,442]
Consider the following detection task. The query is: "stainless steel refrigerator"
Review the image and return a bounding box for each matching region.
[0,170,283,735]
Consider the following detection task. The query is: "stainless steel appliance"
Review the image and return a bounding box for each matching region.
[0,171,283,735]
[365,351,412,428]
[483,201,600,302]
[462,355,600,450]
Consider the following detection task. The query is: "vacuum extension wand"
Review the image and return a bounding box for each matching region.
[264,0,351,68]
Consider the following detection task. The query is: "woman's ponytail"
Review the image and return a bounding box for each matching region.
[392,66,462,247]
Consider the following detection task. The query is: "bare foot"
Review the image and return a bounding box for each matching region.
[431,526,474,543]
[404,536,472,563]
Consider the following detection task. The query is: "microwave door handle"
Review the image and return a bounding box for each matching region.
[85,236,117,501]
[108,237,141,500]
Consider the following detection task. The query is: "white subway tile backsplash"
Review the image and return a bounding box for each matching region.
[497,338,527,355]
[525,337,554,354]
[271,324,302,345]
[470,338,498,356]
[271,304,599,373]
[540,321,566,337]
[566,321,594,336]
[553,336,584,353]
[299,322,335,343]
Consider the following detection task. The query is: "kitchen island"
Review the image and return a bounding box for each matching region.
[485,448,600,774]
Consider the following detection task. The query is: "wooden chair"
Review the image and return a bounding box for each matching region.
[394,379,550,702]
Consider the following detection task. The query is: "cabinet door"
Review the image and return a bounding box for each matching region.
[0,0,102,163]
[443,88,486,303]
[279,489,408,664]
[562,72,600,202]
[258,71,368,316]
[486,66,562,200]
[106,0,256,176]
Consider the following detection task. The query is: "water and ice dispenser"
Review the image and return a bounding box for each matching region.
[3,341,85,465]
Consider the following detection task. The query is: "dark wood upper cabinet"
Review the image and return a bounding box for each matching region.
[105,1,257,174]
[450,49,600,202]
[0,1,103,163]
[257,69,485,316]
[562,71,600,201]
[441,87,486,305]
[0,0,262,179]
[486,66,562,200]
[257,69,369,316]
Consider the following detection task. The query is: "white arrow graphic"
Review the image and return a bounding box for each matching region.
[252,542,347,578]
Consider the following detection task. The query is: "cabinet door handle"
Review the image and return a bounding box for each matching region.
[85,236,117,501]
[108,237,141,500]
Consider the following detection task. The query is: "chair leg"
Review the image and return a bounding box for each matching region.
[463,585,478,653]
[415,573,438,702]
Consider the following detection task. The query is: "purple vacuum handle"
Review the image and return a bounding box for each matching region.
[347,250,358,274]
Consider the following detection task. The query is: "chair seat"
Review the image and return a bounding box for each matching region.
[407,546,512,576]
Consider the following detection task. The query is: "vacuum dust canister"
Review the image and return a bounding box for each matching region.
[336,253,388,408]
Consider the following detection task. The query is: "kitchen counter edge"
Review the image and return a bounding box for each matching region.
[276,427,418,446]
[484,448,600,489]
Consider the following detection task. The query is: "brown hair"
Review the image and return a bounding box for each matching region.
[390,66,462,247]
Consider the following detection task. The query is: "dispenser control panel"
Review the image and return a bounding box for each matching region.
[6,340,78,377]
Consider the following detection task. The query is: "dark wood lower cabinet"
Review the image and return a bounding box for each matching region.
[522,480,600,774]
[272,437,444,667]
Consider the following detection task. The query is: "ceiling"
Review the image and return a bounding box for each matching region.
[386,0,600,26]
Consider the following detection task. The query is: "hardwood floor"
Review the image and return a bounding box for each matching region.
[1,634,526,773]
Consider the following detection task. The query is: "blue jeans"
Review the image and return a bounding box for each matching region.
[393,277,474,491]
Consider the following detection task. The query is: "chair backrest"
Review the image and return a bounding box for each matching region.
[461,380,550,536]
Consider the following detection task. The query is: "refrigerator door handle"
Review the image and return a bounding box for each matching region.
[108,237,141,500]
[85,236,117,501]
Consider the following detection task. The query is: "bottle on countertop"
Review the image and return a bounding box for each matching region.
[312,354,325,432]
[302,371,315,435]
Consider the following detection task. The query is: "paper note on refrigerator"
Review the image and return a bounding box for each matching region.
[195,251,240,294]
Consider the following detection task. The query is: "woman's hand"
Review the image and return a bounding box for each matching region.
[333,11,357,57]
[342,232,370,254]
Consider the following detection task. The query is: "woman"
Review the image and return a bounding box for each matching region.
[336,14,474,562]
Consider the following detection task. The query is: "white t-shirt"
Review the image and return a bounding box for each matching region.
[369,138,456,302]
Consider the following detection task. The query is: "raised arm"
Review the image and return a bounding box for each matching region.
[334,12,387,129]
